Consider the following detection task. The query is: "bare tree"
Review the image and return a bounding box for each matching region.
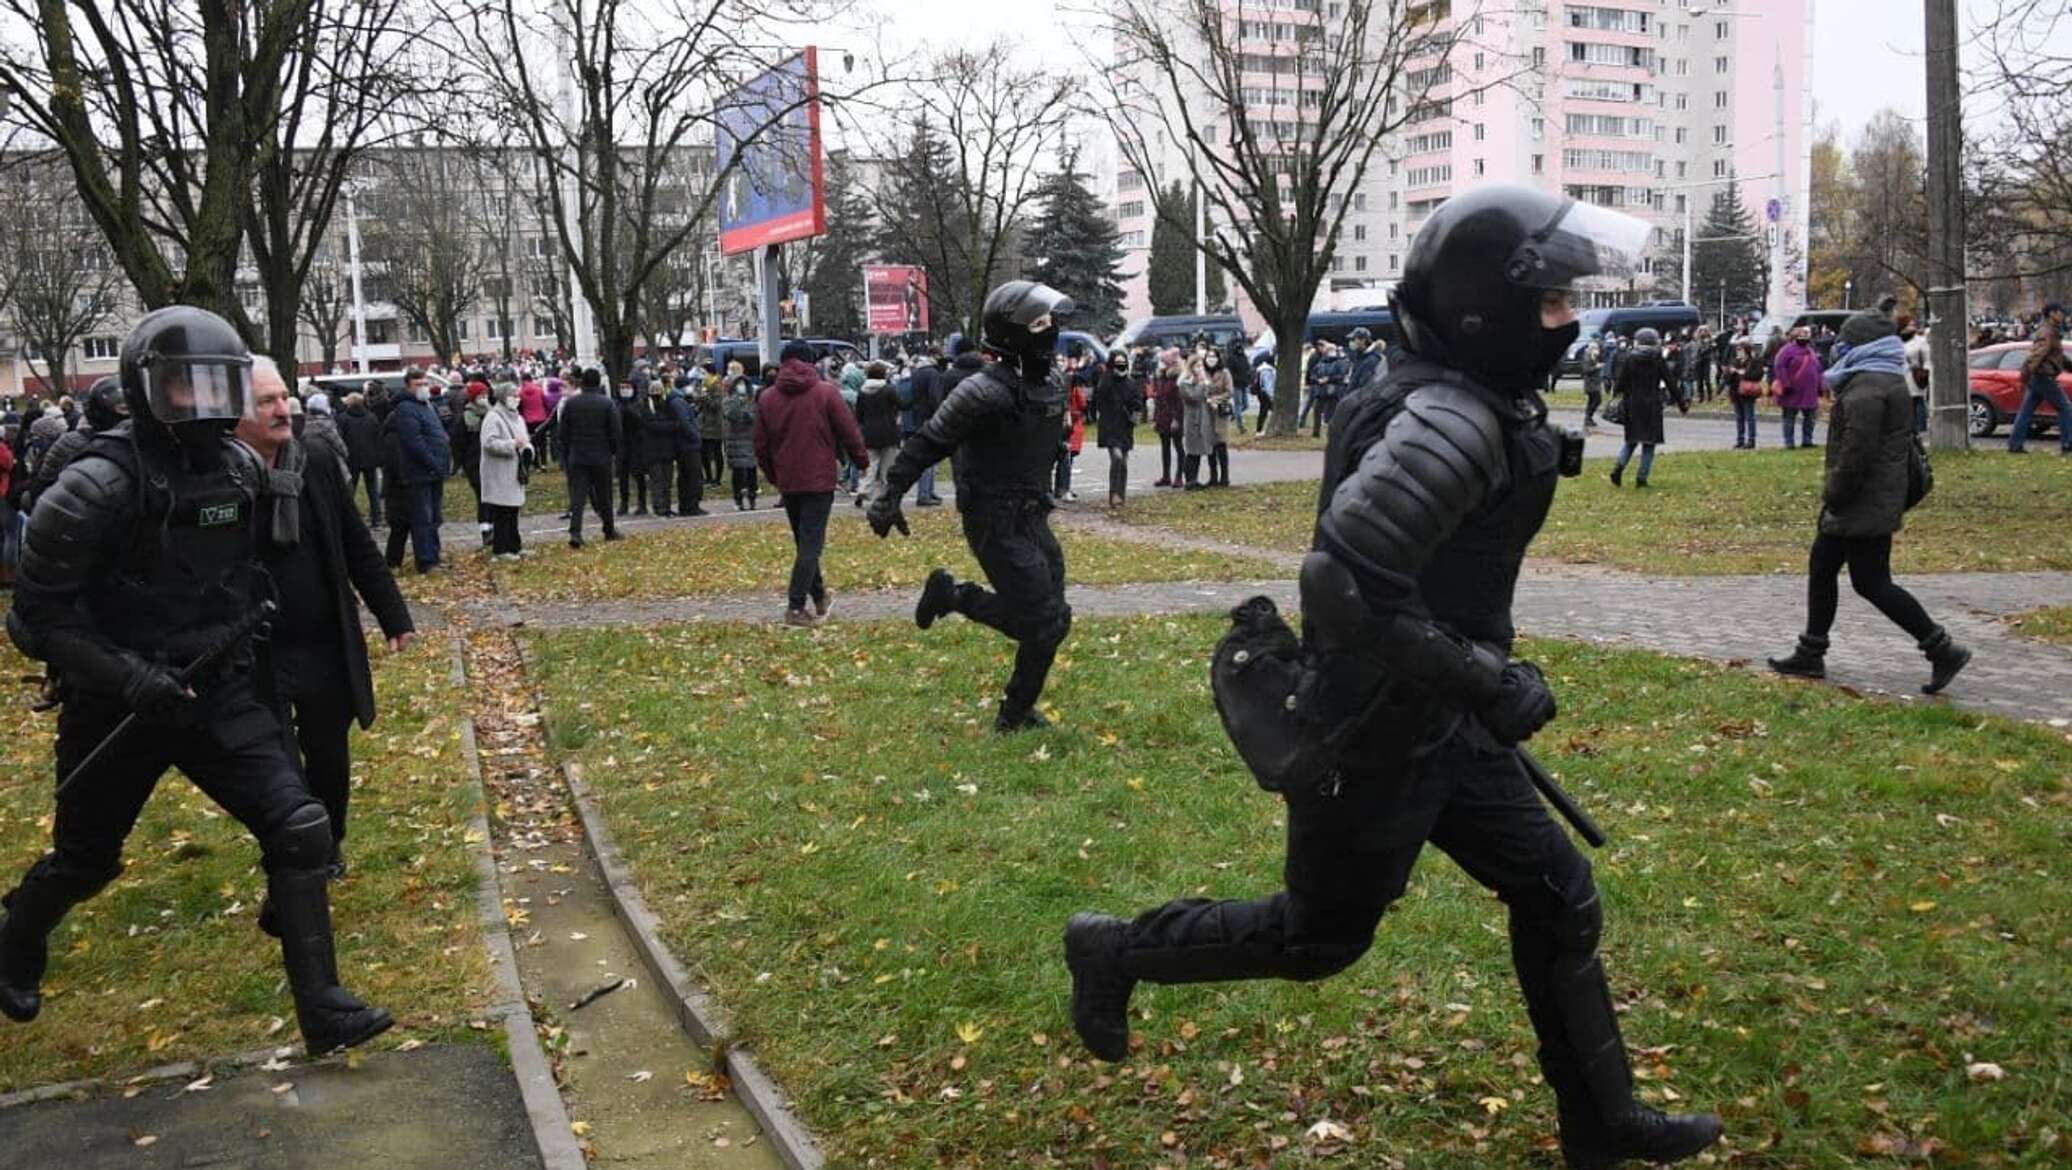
[1091,0,1503,435]
[0,165,124,396]
[866,46,1074,339]
[1970,0,2072,294]
[297,255,352,373]
[360,147,490,363]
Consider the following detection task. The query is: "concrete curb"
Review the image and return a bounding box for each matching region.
[558,760,825,1170]
[450,638,587,1170]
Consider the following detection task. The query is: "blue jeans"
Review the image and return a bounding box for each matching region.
[1614,440,1656,481]
[406,481,443,570]
[1733,395,1758,446]
[1231,380,1250,428]
[2007,373,2072,452]
[1782,406,1816,447]
[916,461,939,501]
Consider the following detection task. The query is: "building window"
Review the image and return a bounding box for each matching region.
[1354,255,1368,272]
[1389,254,1399,272]
[1532,117,1546,140]
[1674,127,1687,144]
[1353,223,1367,241]
[1405,164,1453,187]
[1353,192,1367,211]
[1676,58,1689,76]
[1118,169,1146,192]
[1676,194,1688,213]
[455,319,470,341]
[1473,158,1486,176]
[366,320,394,346]
[1389,222,1398,238]
[1716,20,1729,38]
[1713,125,1727,144]
[1532,46,1546,68]
[1713,159,1728,178]
[82,336,120,361]
[1676,161,1688,178]
[1676,94,1689,110]
[1715,55,1729,73]
[1531,153,1544,175]
[406,320,429,344]
[1715,90,1728,109]
[1473,123,1486,141]
[1118,200,1146,219]
[526,236,549,259]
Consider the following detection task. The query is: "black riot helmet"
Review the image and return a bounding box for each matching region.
[1391,186,1649,389]
[980,281,1075,377]
[83,376,129,431]
[118,306,254,451]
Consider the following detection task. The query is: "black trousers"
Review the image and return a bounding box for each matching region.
[279,652,357,844]
[486,503,522,554]
[781,491,833,610]
[731,466,758,506]
[565,461,616,540]
[647,459,677,514]
[382,481,409,567]
[1803,532,1937,643]
[616,455,646,512]
[1115,729,1634,1130]
[675,447,703,513]
[1158,433,1179,481]
[702,439,724,484]
[954,500,1071,713]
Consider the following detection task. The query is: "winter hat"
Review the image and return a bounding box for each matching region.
[308,396,333,417]
[1840,310,1897,348]
[780,340,815,364]
[580,366,602,391]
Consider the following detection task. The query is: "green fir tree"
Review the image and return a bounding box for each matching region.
[1146,180,1223,316]
[1691,179,1769,319]
[1022,146,1129,337]
[798,152,875,340]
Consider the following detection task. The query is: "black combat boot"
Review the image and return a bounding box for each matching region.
[993,704,1050,734]
[0,860,113,1023]
[1062,913,1136,1061]
[1919,626,1972,695]
[1563,1107,1725,1170]
[915,568,960,630]
[270,866,392,1056]
[1766,633,1828,679]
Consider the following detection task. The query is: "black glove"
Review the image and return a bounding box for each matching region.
[123,662,194,724]
[1480,660,1556,746]
[867,497,909,538]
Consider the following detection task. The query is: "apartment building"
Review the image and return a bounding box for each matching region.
[1103,0,1814,329]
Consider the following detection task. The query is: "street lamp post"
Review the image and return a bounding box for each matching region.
[1843,279,1853,310]
[343,180,370,376]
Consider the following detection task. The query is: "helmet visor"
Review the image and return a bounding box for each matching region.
[142,358,253,423]
[1011,284,1076,331]
[1509,200,1652,289]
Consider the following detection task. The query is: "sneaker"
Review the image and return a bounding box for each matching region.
[812,592,833,621]
[994,705,1050,734]
[1063,491,1078,503]
[783,607,818,628]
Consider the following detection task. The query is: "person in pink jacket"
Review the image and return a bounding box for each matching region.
[1770,327,1825,449]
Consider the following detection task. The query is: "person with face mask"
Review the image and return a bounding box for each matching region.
[1178,347,1230,489]
[2,307,394,1057]
[479,383,535,556]
[636,380,681,517]
[722,370,761,511]
[700,365,730,486]
[557,367,623,547]
[1086,348,1141,507]
[614,380,649,515]
[1607,327,1685,489]
[390,367,451,573]
[868,280,1076,733]
[1063,188,1724,1170]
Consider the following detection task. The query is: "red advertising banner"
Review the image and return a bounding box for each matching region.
[864,265,929,334]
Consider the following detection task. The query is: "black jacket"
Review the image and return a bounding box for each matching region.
[938,352,985,403]
[634,395,678,465]
[288,446,414,727]
[557,391,622,467]
[1612,348,1676,446]
[337,404,384,472]
[1820,368,1912,538]
[909,363,946,430]
[855,380,903,449]
[1087,368,1140,450]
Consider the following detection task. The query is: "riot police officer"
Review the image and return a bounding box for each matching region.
[869,281,1074,733]
[1061,188,1722,1168]
[0,306,391,1056]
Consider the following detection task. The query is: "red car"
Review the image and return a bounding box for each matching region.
[1968,341,2067,438]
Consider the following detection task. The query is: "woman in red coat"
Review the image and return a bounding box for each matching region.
[1151,348,1184,487]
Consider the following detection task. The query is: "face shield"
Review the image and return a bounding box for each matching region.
[141,357,253,425]
[1505,200,1652,292]
[1011,285,1076,334]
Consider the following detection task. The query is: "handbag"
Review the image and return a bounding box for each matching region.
[1738,378,1763,399]
[1603,396,1628,426]
[1903,435,1933,511]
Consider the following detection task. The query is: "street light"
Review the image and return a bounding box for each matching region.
[1843,279,1852,310]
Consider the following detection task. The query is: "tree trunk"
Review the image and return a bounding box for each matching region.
[267,299,301,384]
[1266,314,1308,437]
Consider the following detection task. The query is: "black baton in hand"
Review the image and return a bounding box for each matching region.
[54,602,278,802]
[1519,748,1607,849]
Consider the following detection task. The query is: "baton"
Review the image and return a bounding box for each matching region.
[55,602,278,802]
[1519,748,1607,849]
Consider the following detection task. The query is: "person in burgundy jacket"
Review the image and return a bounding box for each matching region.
[753,341,869,626]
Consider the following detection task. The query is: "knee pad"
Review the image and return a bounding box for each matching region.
[1041,604,1073,649]
[266,801,335,871]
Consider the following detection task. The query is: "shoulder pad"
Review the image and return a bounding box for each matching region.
[17,454,135,593]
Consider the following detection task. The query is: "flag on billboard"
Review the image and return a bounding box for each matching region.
[863,265,929,334]
[715,49,826,255]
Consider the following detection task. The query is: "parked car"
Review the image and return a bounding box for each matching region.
[696,337,866,372]
[305,370,454,401]
[1966,341,2066,438]
[1245,308,1399,364]
[937,329,1109,365]
[1558,303,1703,376]
[1111,313,1249,353]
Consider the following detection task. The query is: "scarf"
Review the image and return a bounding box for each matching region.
[263,439,306,547]
[1823,333,1906,390]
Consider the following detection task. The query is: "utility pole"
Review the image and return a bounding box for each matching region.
[1923,0,1969,451]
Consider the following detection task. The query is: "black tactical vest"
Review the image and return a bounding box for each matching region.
[952,364,1067,503]
[75,431,264,662]
[1319,363,1559,650]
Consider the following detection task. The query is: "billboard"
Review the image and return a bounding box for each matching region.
[715,48,825,255]
[864,265,929,334]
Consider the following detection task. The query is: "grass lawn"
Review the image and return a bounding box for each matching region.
[0,638,495,1091]
[1543,387,1738,418]
[1131,420,1329,453]
[1121,449,2072,576]
[2006,606,2072,645]
[527,616,2070,1169]
[486,505,1285,602]
[441,465,572,519]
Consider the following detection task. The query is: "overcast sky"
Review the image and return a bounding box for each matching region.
[846,0,2061,151]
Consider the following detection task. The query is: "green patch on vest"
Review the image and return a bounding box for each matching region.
[196,501,242,528]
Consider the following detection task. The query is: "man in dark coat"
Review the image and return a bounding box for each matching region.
[238,360,415,873]
[1768,310,1971,694]
[556,367,622,547]
[390,368,451,572]
[1607,328,1683,488]
[337,388,385,526]
[905,348,947,506]
[666,375,706,515]
[636,384,681,516]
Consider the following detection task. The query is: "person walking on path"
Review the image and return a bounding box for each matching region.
[908,345,950,506]
[756,341,868,626]
[853,361,902,508]
[1087,349,1140,507]
[557,367,622,548]
[1768,309,1972,694]
[337,390,385,525]
[391,368,451,573]
[1150,349,1183,487]
[479,383,533,557]
[1608,328,1684,488]
[1730,341,1765,449]
[1771,326,1825,449]
[2005,302,2071,454]
[1250,352,1276,435]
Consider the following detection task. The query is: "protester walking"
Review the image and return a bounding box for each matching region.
[1771,326,1825,449]
[854,362,902,507]
[1768,309,1972,693]
[700,368,728,485]
[479,384,533,558]
[2006,302,2071,455]
[1608,328,1684,488]
[755,341,869,627]
[1250,353,1276,435]
[557,367,622,548]
[1087,349,1139,507]
[908,345,950,506]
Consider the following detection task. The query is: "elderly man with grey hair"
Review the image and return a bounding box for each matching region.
[239,357,415,878]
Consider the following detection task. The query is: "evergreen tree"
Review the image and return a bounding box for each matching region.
[797,151,875,340]
[1022,146,1129,337]
[1691,179,1769,319]
[1146,180,1224,316]
[872,117,985,335]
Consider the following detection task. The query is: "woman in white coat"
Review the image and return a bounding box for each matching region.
[479,385,534,558]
